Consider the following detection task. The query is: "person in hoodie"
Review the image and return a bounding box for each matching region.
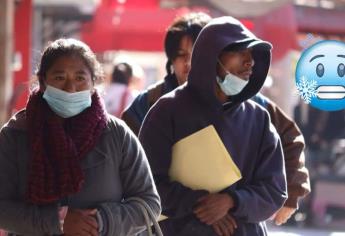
[139,16,287,236]
[121,12,211,135]
[0,38,160,236]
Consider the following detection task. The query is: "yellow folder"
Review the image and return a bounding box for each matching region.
[169,125,242,192]
[159,125,242,221]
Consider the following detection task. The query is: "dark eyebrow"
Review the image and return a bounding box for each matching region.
[309,55,325,62]
[337,55,345,58]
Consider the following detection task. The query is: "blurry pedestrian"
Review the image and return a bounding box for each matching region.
[103,62,137,117]
[129,62,146,93]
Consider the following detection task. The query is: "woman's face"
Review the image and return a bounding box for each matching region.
[217,48,254,81]
[172,35,193,85]
[44,55,93,93]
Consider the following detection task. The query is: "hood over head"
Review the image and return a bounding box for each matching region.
[188,16,272,107]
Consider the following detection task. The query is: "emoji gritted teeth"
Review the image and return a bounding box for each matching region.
[317,86,345,100]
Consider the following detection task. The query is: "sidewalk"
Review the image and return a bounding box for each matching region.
[268,225,345,236]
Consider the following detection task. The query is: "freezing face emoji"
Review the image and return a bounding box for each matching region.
[295,40,345,111]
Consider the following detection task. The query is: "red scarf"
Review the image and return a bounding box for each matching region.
[25,90,108,204]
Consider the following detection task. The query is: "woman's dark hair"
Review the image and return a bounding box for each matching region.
[35,38,103,88]
[164,12,211,75]
[111,62,133,85]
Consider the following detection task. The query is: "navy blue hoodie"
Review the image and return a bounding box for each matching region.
[139,16,287,236]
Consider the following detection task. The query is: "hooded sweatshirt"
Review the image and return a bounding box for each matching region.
[139,16,287,236]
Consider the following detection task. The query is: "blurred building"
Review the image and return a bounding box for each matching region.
[7,0,345,114]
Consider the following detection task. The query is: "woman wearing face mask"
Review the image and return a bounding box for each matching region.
[121,12,211,135]
[139,17,287,236]
[0,38,161,236]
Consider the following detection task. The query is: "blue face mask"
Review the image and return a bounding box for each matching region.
[43,85,92,118]
[216,61,249,96]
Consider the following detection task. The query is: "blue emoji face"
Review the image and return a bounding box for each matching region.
[295,40,345,111]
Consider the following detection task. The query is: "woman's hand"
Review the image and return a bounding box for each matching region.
[58,206,68,232]
[63,208,99,236]
[194,193,235,225]
[273,206,296,225]
[212,214,237,236]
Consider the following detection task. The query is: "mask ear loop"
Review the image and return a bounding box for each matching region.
[217,59,231,84]
[217,59,230,74]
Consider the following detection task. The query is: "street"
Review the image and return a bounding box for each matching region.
[268,225,345,236]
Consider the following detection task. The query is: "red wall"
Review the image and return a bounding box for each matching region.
[12,0,32,112]
[254,3,298,62]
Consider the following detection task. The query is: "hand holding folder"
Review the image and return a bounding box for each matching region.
[159,125,242,221]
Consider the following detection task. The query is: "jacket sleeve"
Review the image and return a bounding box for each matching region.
[230,113,288,223]
[138,102,208,218]
[266,100,311,208]
[0,127,62,236]
[97,119,161,236]
[121,92,150,136]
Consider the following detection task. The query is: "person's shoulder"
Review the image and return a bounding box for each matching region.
[128,88,149,107]
[130,77,175,109]
[246,99,268,112]
[140,84,186,127]
[244,99,272,123]
[1,109,27,132]
[106,114,137,138]
[252,93,277,107]
[106,114,127,130]
[147,79,165,91]
[146,80,165,105]
[149,87,180,112]
[138,93,175,129]
[121,88,149,117]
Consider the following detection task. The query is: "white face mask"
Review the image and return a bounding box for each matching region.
[216,61,249,96]
[43,85,92,118]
